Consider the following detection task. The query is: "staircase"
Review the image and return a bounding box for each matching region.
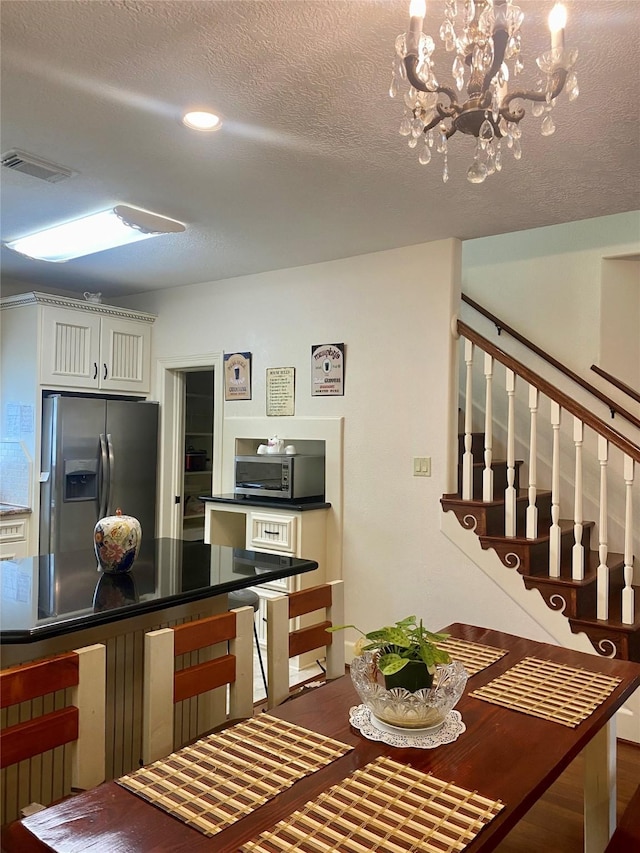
[441,309,640,664]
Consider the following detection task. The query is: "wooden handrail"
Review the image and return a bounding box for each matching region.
[590,364,640,405]
[458,320,640,463]
[461,293,640,430]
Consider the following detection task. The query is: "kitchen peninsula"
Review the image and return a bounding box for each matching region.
[0,539,319,801]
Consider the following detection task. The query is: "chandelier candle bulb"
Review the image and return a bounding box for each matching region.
[407,0,426,55]
[549,3,567,50]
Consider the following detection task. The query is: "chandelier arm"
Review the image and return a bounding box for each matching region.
[404,55,459,107]
[481,27,508,94]
[502,68,568,111]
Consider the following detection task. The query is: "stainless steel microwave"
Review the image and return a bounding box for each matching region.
[234,454,325,500]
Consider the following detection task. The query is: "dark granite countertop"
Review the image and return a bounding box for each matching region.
[201,494,331,511]
[0,538,318,643]
[0,504,32,517]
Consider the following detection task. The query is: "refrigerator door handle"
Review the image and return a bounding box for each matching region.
[106,433,115,515]
[99,433,109,519]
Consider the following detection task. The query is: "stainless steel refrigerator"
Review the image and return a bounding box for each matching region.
[40,395,159,555]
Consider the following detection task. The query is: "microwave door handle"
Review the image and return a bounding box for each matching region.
[99,433,109,519]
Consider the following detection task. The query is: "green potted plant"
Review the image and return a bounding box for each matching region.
[328,616,451,692]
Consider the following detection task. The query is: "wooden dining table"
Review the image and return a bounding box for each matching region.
[3,623,640,853]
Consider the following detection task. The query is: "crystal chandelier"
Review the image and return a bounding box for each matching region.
[390,0,579,183]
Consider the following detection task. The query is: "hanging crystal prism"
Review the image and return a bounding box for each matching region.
[541,114,556,136]
[408,136,418,148]
[531,101,545,117]
[495,143,503,172]
[467,159,488,184]
[399,113,412,136]
[442,151,449,183]
[453,55,465,90]
[513,138,522,160]
[418,142,432,165]
[389,73,400,99]
[566,71,579,101]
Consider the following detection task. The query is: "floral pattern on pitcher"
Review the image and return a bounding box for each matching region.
[94,508,141,573]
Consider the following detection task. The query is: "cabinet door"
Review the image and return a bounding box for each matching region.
[99,317,151,394]
[40,307,101,388]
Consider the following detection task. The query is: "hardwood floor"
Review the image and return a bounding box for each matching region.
[494,740,640,852]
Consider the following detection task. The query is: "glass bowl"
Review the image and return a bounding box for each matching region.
[350,652,468,730]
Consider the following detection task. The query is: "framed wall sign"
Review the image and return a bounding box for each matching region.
[311,343,345,396]
[266,367,295,416]
[224,352,252,400]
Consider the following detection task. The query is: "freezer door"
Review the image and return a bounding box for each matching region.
[105,400,158,541]
[40,395,105,555]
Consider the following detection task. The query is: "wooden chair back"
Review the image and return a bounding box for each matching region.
[142,605,254,764]
[266,580,345,709]
[0,644,106,806]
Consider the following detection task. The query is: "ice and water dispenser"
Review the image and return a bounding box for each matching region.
[63,459,98,501]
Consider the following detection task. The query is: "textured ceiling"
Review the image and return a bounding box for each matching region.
[1,0,639,298]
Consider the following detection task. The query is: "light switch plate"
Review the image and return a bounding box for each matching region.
[413,457,431,477]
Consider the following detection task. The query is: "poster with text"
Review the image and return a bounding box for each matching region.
[224,352,252,400]
[311,343,345,396]
[266,367,295,416]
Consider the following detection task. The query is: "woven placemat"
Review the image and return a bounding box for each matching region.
[470,656,622,728]
[436,637,508,677]
[242,755,504,853]
[117,714,353,837]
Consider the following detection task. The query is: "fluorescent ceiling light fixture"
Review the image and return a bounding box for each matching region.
[5,205,186,263]
[182,110,222,131]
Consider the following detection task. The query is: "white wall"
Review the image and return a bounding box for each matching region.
[119,240,552,646]
[462,211,640,388]
[600,257,640,392]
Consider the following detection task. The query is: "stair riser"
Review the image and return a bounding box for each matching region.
[481,525,593,576]
[524,566,624,619]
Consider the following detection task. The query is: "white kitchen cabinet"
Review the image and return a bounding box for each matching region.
[40,304,152,394]
[1,292,155,397]
[0,512,30,560]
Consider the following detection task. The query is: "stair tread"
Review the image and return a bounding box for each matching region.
[479,518,595,545]
[442,489,551,508]
[523,551,625,586]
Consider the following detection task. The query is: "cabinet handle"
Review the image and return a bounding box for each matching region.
[93,362,98,380]
[264,529,279,536]
[103,363,108,380]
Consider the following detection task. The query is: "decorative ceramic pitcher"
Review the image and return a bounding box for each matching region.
[94,508,141,573]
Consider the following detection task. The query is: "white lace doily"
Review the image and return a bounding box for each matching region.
[349,704,465,749]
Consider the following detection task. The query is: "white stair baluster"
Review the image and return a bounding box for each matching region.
[597,436,609,621]
[504,369,516,536]
[622,455,635,625]
[548,401,562,578]
[462,339,474,500]
[482,354,494,502]
[526,385,538,539]
[572,417,585,581]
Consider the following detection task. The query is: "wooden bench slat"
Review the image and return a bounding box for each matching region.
[288,585,333,619]
[0,707,79,768]
[0,653,79,708]
[174,655,236,703]
[173,611,237,656]
[289,622,332,658]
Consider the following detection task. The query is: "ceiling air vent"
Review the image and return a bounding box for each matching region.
[1,149,77,183]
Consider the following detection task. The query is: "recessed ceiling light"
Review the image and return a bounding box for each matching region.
[5,205,186,263]
[182,110,222,132]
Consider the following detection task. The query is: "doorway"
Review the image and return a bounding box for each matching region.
[182,370,214,541]
[156,352,224,540]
